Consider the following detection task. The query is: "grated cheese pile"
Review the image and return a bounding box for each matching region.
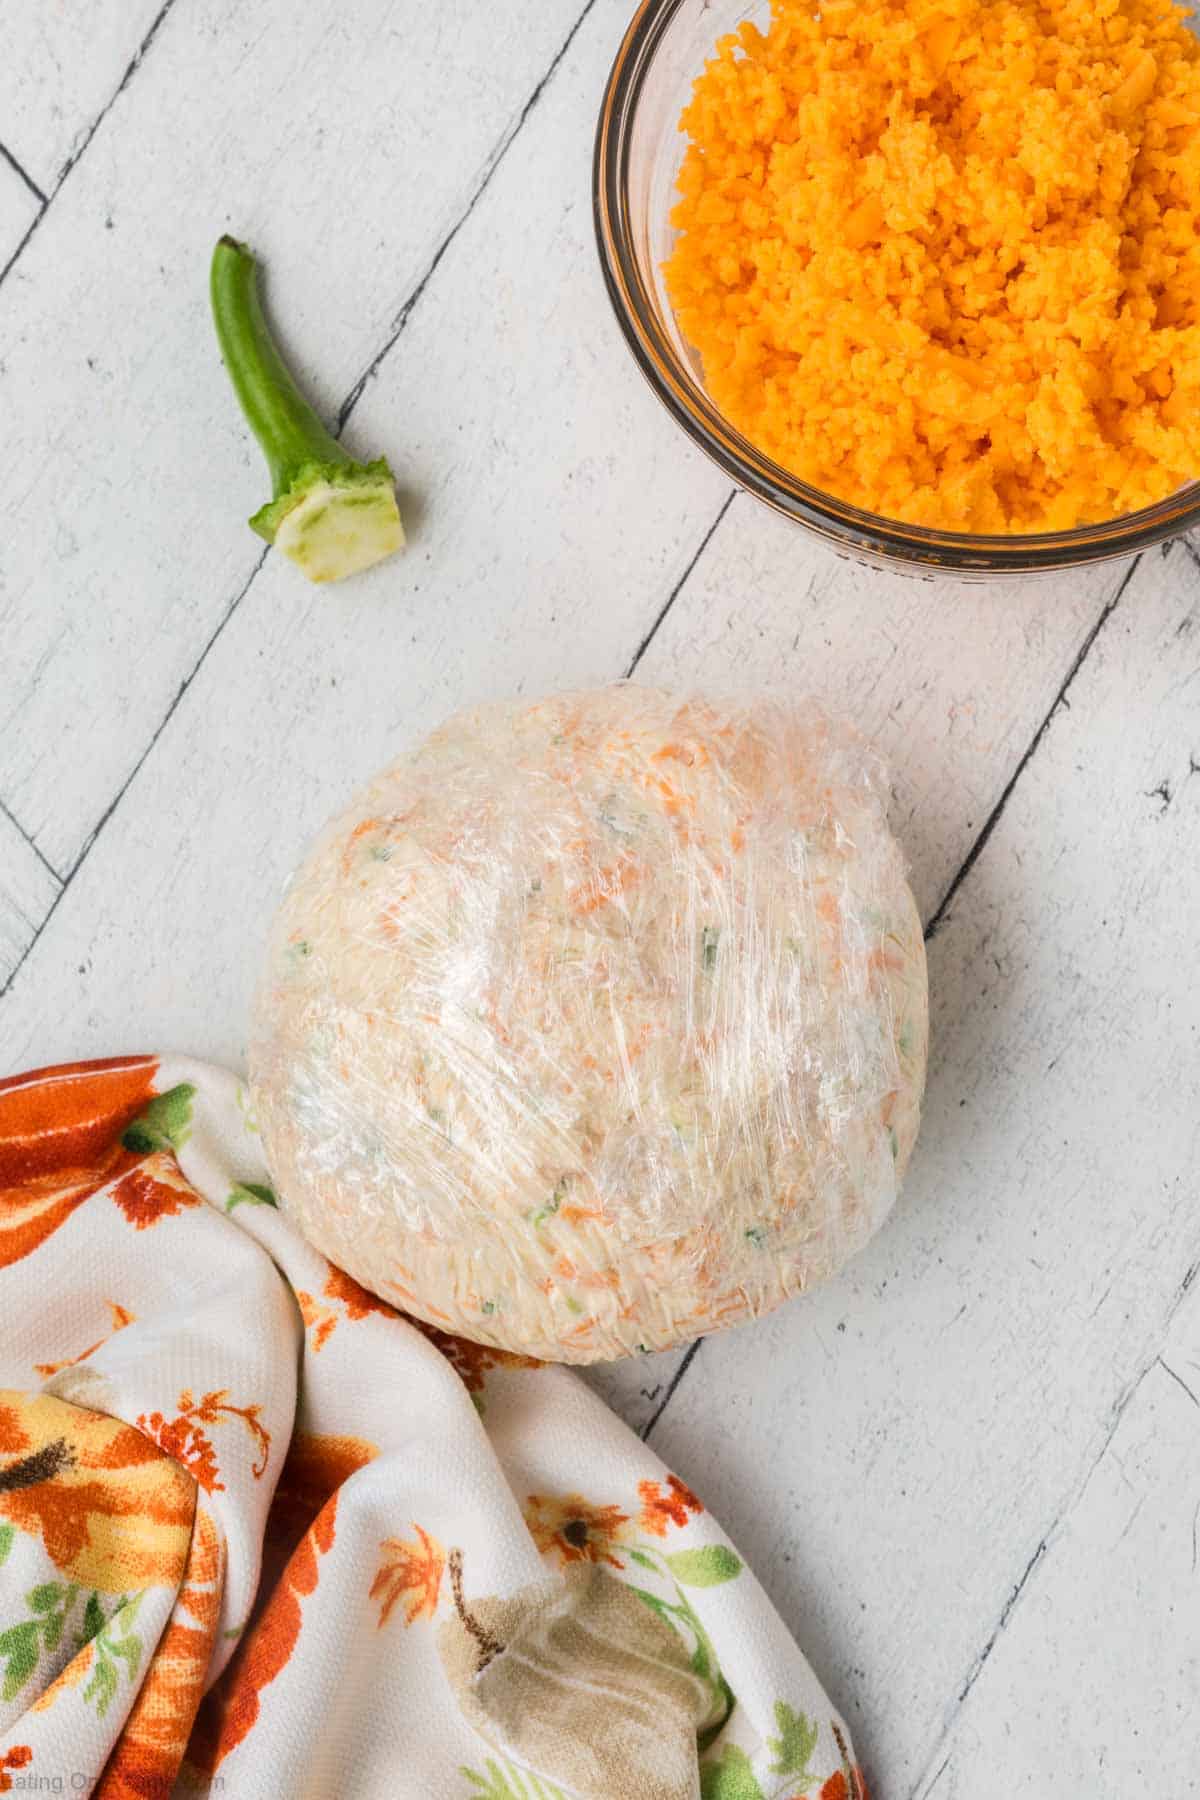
[665,0,1200,531]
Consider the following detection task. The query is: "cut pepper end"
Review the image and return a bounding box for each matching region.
[212,236,406,583]
[253,460,405,583]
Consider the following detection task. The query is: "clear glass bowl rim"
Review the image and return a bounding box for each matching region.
[593,0,1200,575]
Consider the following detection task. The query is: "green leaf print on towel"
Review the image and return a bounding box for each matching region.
[461,1758,568,1800]
[0,1620,39,1704]
[0,1582,131,1705]
[767,1701,819,1781]
[624,1544,735,1747]
[700,1705,852,1800]
[699,1744,765,1800]
[82,1592,144,1718]
[77,1591,105,1650]
[226,1182,278,1212]
[122,1084,196,1155]
[663,1545,743,1588]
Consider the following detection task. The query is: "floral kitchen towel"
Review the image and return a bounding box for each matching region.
[0,1056,866,1800]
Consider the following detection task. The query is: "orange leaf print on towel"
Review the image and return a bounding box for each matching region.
[819,1724,868,1800]
[300,1260,539,1394]
[525,1494,629,1570]
[0,1747,32,1795]
[0,1059,158,1268]
[93,1506,224,1800]
[185,1492,340,1775]
[405,1316,541,1395]
[638,1474,704,1536]
[0,1391,194,1593]
[137,1390,271,1492]
[296,1289,338,1353]
[298,1265,398,1353]
[109,1154,199,1229]
[324,1264,397,1323]
[35,1302,135,1378]
[370,1525,445,1626]
[136,1402,220,1493]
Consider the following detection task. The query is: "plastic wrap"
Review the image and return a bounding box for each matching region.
[249,685,928,1363]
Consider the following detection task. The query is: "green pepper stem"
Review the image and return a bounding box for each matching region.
[210,235,404,581]
[210,235,352,497]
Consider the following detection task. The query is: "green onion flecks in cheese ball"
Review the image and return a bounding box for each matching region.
[250,685,929,1363]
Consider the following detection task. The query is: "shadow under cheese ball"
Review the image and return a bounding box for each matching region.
[249,685,929,1362]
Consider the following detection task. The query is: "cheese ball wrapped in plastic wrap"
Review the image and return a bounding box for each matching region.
[250,686,928,1362]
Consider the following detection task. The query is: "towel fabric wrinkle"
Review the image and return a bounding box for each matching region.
[0,1055,865,1800]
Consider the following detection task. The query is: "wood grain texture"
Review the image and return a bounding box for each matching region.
[920,1284,1200,1796]
[0,1,166,192]
[648,543,1200,1795]
[0,0,600,874]
[2,0,1199,1782]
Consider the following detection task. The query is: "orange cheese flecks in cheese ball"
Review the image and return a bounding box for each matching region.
[250,687,928,1363]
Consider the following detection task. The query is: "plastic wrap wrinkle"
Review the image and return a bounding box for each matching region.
[250,685,929,1362]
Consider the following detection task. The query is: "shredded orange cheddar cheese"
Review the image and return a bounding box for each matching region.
[665,0,1200,531]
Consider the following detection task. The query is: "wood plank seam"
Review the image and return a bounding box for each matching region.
[1156,1352,1200,1411]
[640,1338,701,1440]
[0,0,179,291]
[640,551,1137,1440]
[0,885,67,1008]
[0,139,46,208]
[0,796,62,886]
[0,0,602,1004]
[625,489,738,678]
[922,550,1142,938]
[338,0,603,431]
[0,543,268,1004]
[906,1248,1200,1799]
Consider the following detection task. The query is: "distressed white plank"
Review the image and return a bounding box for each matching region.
[0,3,165,194]
[0,809,60,993]
[923,1283,1200,1798]
[638,494,1128,923]
[0,0,597,874]
[0,0,1147,1444]
[0,0,1134,1442]
[0,152,40,269]
[647,543,1200,1793]
[0,0,728,1433]
[0,0,728,1067]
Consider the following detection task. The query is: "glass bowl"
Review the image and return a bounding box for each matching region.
[593,0,1200,577]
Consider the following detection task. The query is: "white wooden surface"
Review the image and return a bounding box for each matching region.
[1,5,1197,1793]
